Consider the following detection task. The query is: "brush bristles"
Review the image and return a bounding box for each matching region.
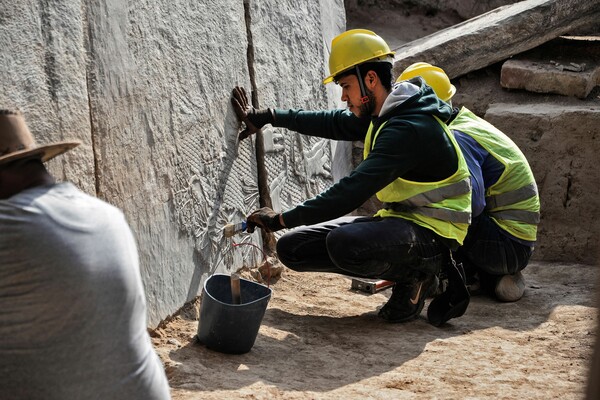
[222,224,237,238]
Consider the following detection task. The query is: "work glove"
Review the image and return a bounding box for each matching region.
[246,207,285,233]
[231,86,275,140]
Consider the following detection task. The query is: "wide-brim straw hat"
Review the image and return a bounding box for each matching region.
[0,110,80,166]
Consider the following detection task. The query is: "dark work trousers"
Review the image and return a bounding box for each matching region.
[455,212,534,277]
[276,216,449,282]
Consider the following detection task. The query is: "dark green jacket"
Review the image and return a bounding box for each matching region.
[274,78,455,228]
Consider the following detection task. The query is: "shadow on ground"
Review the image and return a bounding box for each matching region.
[161,261,597,394]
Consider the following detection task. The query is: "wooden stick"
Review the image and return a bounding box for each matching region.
[230,274,241,304]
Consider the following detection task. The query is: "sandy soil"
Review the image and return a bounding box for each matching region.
[151,261,598,399]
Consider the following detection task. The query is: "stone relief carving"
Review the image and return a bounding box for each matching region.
[265,128,333,214]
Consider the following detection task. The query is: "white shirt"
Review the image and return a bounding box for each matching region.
[0,182,170,400]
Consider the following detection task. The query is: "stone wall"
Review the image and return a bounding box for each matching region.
[0,0,345,327]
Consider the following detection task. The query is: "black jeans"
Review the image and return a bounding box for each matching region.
[455,213,534,277]
[276,216,449,282]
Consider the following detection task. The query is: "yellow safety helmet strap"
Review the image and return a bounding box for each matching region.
[355,65,370,104]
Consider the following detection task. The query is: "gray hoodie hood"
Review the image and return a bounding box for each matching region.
[379,80,421,116]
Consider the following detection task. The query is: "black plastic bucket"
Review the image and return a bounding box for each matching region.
[197,274,272,354]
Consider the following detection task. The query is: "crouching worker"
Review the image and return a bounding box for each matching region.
[0,110,171,400]
[232,29,472,324]
[398,63,540,303]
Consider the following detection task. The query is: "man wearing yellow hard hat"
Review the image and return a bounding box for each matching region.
[397,62,540,303]
[232,29,472,325]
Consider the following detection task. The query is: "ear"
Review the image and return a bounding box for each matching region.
[365,70,378,89]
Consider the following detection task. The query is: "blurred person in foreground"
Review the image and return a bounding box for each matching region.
[0,109,171,400]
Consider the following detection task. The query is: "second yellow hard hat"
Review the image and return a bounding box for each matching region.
[397,62,456,101]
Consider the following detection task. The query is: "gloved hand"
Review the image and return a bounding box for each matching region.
[246,207,285,233]
[231,86,275,140]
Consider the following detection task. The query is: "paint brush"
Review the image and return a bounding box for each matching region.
[222,221,247,238]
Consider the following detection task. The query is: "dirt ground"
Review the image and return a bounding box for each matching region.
[150,4,600,399]
[152,261,598,399]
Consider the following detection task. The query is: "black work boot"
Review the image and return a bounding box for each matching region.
[378,273,439,323]
[427,261,470,327]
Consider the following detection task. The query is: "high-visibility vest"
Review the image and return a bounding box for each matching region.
[449,107,540,242]
[364,117,472,245]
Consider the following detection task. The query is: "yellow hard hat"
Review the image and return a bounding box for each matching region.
[323,29,395,84]
[397,62,456,101]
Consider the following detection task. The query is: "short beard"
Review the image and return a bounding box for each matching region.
[358,88,376,118]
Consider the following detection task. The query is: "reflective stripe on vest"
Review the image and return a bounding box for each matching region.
[489,209,540,225]
[485,182,541,224]
[364,116,472,245]
[485,182,538,209]
[383,178,472,224]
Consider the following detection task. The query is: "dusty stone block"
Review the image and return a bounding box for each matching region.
[501,57,600,99]
[0,1,95,194]
[80,0,344,327]
[250,0,345,213]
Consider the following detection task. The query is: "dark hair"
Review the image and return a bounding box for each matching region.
[334,61,393,91]
[0,157,44,171]
[0,109,21,116]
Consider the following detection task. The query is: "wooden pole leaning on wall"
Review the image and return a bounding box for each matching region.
[231,274,242,305]
[243,0,277,257]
